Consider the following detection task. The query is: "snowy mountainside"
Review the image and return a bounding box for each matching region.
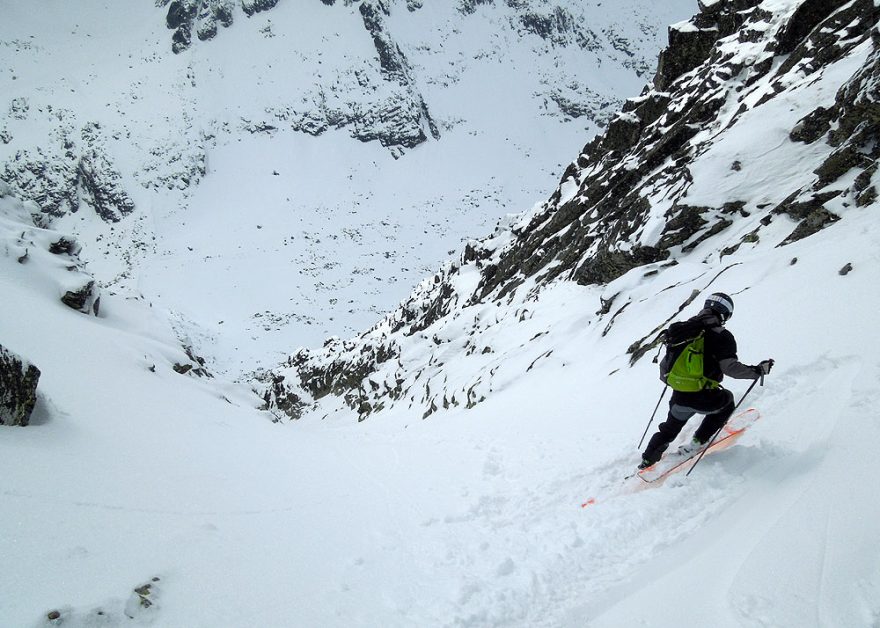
[264,0,880,422]
[2,1,880,626]
[0,0,693,374]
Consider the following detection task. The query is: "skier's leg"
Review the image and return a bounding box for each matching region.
[692,389,735,443]
[642,403,695,465]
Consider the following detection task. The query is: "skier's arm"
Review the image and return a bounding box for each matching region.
[716,329,762,380]
[719,357,761,380]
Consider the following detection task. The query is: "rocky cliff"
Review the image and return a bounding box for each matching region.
[261,0,880,421]
[1,112,135,226]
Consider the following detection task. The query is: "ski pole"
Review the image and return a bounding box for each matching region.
[686,376,761,477]
[638,386,668,449]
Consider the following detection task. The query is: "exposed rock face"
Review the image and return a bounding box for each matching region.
[360,1,402,78]
[241,0,279,17]
[471,0,879,300]
[654,25,717,90]
[158,0,305,53]
[77,149,136,223]
[262,85,437,155]
[459,0,493,16]
[0,345,41,426]
[776,0,850,55]
[654,0,761,90]
[47,233,102,315]
[358,0,440,147]
[61,278,101,315]
[790,106,833,143]
[771,0,880,243]
[160,0,237,53]
[519,6,598,50]
[2,117,135,225]
[158,0,441,152]
[262,0,880,422]
[1,148,79,223]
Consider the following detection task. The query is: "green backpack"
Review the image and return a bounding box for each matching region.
[659,321,719,392]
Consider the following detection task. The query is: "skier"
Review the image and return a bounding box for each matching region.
[639,292,773,469]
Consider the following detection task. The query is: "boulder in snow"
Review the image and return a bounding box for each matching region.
[61,280,101,316]
[0,345,41,426]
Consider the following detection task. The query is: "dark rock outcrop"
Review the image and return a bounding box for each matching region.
[241,0,279,17]
[0,345,41,426]
[654,0,761,91]
[2,122,136,225]
[4,209,103,316]
[774,191,842,246]
[359,0,440,146]
[61,280,101,315]
[262,374,305,421]
[776,0,850,55]
[360,1,406,79]
[654,25,719,91]
[2,149,78,222]
[173,346,212,378]
[459,0,493,15]
[790,106,834,143]
[350,99,432,149]
[270,89,437,152]
[77,149,136,223]
[167,0,199,30]
[41,235,104,315]
[166,0,198,53]
[160,0,239,53]
[518,6,600,50]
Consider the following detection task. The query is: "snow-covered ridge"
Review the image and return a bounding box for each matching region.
[263,0,880,421]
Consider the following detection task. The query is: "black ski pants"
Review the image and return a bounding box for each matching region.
[642,388,735,464]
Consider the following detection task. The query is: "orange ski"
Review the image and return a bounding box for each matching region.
[637,408,761,483]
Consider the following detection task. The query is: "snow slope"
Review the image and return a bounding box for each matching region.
[3,0,880,627]
[3,174,879,627]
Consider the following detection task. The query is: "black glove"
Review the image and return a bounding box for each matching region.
[753,359,774,376]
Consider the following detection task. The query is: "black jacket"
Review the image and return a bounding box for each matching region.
[692,310,757,383]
